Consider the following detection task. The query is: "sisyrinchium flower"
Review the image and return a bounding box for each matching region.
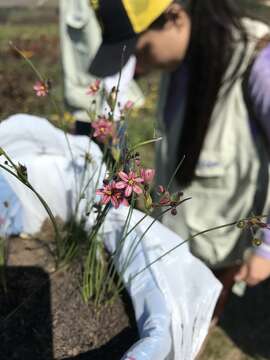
[115,171,144,197]
[121,100,134,115]
[96,181,128,209]
[33,80,49,97]
[91,117,115,143]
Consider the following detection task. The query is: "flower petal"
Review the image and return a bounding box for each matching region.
[96,189,104,195]
[120,198,129,207]
[115,181,126,189]
[102,195,111,204]
[111,196,119,208]
[125,185,133,197]
[133,184,143,194]
[135,177,144,184]
[118,171,129,181]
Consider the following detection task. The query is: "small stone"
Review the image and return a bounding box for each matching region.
[72,347,80,356]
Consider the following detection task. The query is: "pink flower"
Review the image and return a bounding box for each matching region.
[121,100,134,116]
[96,182,128,209]
[140,168,155,184]
[115,171,144,197]
[96,182,120,208]
[33,81,49,97]
[124,100,134,110]
[86,79,101,95]
[92,117,114,142]
[159,192,171,206]
[125,100,134,109]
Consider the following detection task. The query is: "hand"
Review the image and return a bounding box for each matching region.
[234,254,270,286]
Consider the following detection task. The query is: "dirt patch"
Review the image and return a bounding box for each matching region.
[0,228,138,360]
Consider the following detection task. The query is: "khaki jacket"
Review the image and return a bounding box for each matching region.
[157,19,270,268]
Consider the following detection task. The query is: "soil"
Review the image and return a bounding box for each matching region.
[0,223,138,360]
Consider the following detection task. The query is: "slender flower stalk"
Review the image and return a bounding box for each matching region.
[0,149,62,260]
[130,214,269,281]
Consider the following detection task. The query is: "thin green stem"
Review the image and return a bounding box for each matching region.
[10,42,45,82]
[167,155,185,191]
[119,198,191,278]
[130,214,269,281]
[82,205,110,302]
[127,137,162,158]
[111,45,125,116]
[0,159,61,260]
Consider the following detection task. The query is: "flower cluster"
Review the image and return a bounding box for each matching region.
[96,181,128,209]
[96,168,155,209]
[153,185,184,215]
[237,216,270,230]
[236,216,270,247]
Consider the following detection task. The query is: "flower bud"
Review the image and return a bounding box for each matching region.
[141,168,155,184]
[157,185,165,194]
[144,193,153,210]
[237,220,246,229]
[252,238,262,246]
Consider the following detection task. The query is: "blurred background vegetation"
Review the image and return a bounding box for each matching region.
[0,1,269,167]
[0,1,270,359]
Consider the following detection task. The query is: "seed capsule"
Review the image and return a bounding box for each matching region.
[252,238,262,247]
[237,220,246,229]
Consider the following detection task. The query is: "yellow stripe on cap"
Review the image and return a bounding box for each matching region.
[123,0,172,33]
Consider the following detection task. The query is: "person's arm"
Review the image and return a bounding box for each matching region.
[248,43,270,139]
[235,44,270,286]
[249,43,270,260]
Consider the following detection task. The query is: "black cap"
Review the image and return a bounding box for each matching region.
[89,0,138,77]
